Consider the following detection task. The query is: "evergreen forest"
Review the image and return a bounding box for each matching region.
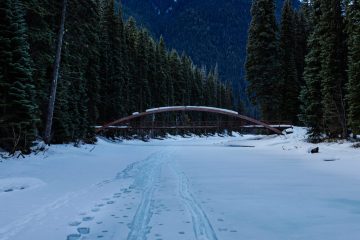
[0,0,233,153]
[246,0,360,142]
[1,0,359,154]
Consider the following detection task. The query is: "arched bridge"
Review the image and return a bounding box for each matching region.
[96,106,286,135]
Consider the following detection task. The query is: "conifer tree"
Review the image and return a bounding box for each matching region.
[225,81,234,110]
[44,0,67,144]
[294,0,311,87]
[109,3,126,118]
[346,0,360,136]
[124,17,138,113]
[135,29,152,111]
[169,50,185,105]
[146,37,158,107]
[319,0,347,138]
[245,0,280,121]
[192,68,204,106]
[206,70,217,107]
[181,55,193,105]
[0,0,38,153]
[299,0,323,142]
[155,36,170,106]
[279,0,299,123]
[98,0,127,121]
[22,0,59,131]
[85,0,102,126]
[50,0,103,143]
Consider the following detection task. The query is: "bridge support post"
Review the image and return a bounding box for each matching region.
[150,114,155,138]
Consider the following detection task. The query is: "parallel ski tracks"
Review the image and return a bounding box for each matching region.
[118,149,218,240]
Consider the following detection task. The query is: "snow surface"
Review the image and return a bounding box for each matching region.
[1,127,360,240]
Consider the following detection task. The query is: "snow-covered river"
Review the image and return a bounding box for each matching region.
[1,128,360,240]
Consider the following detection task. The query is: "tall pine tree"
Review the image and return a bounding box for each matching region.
[0,0,38,153]
[346,0,360,136]
[319,0,347,138]
[246,0,280,121]
[299,0,324,142]
[279,0,299,124]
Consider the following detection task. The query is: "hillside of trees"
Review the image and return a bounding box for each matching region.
[120,0,300,115]
[0,0,233,154]
[246,0,360,142]
[1,0,359,154]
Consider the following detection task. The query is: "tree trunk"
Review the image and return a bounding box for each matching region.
[44,0,68,144]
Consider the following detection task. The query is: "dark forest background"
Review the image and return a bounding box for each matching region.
[120,0,300,115]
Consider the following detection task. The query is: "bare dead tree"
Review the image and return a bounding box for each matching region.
[11,125,21,155]
[44,0,68,144]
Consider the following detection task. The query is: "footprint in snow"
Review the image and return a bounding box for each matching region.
[66,234,81,240]
[107,201,115,204]
[218,228,228,232]
[3,186,27,193]
[82,216,94,221]
[77,227,90,234]
[91,208,100,212]
[68,221,81,226]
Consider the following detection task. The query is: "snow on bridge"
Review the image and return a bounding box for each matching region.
[145,106,239,115]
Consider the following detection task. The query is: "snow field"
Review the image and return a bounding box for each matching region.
[0,127,360,240]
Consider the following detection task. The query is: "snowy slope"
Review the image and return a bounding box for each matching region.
[1,128,360,240]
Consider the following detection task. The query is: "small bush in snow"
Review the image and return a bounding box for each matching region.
[352,143,360,149]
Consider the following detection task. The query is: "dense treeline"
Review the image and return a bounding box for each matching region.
[121,0,300,115]
[246,0,360,142]
[0,0,233,153]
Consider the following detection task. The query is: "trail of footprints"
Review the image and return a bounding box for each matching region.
[66,153,238,240]
[66,196,237,239]
[66,187,137,240]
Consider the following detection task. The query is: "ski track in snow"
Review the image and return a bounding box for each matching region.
[118,149,218,240]
[3,129,360,240]
[17,149,219,240]
[117,151,167,240]
[172,163,219,240]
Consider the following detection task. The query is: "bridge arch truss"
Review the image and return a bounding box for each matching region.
[96,106,284,135]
